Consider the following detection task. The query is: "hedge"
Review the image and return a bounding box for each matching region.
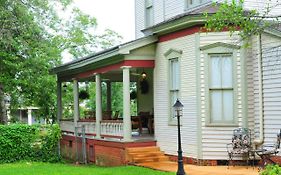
[0,124,61,163]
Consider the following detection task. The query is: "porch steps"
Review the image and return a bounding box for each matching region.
[127,146,169,164]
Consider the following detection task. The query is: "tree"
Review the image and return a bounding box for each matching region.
[0,0,122,124]
[205,0,281,41]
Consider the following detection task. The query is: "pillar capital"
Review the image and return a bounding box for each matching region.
[120,66,132,69]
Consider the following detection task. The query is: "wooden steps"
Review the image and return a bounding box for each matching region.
[126,146,169,164]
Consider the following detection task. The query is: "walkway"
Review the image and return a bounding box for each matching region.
[137,161,259,175]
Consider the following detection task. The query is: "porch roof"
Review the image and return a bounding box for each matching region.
[51,36,157,81]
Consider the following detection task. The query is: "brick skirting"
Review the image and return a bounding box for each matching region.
[60,134,156,166]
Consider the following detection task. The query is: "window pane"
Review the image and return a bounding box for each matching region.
[170,59,179,90]
[210,90,222,123]
[223,90,234,122]
[171,91,178,118]
[222,56,232,87]
[146,0,152,7]
[210,56,221,88]
[146,7,153,27]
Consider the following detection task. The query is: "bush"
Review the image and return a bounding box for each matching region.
[0,124,61,163]
[261,164,281,175]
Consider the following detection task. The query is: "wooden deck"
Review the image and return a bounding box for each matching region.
[137,161,259,175]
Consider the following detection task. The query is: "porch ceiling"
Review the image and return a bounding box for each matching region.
[51,36,157,82]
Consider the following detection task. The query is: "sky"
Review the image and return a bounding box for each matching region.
[74,0,135,42]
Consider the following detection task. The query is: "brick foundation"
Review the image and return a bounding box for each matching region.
[60,134,156,166]
[167,154,218,166]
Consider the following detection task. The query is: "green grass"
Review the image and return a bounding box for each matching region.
[0,162,174,175]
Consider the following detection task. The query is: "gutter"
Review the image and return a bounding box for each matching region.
[253,33,264,147]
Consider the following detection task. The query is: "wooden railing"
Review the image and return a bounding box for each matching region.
[101,120,123,138]
[60,119,123,139]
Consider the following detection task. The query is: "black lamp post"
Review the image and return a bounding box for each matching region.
[173,99,186,175]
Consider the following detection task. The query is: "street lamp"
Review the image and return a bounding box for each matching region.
[173,99,186,175]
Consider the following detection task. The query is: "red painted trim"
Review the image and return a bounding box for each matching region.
[158,25,239,43]
[159,26,202,42]
[76,60,155,79]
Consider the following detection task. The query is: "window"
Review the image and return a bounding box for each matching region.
[170,58,180,120]
[185,0,204,10]
[145,0,153,27]
[209,54,234,123]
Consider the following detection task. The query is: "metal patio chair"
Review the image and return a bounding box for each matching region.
[255,129,281,168]
[227,128,252,168]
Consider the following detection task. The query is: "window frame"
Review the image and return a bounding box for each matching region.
[200,43,239,126]
[145,0,154,27]
[185,0,208,11]
[164,49,182,125]
[209,54,235,124]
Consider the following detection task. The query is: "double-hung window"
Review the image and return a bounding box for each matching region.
[209,54,234,123]
[145,0,153,27]
[170,58,180,120]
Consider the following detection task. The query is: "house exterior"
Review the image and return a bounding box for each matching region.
[52,1,281,166]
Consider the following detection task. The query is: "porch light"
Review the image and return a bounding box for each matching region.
[173,99,186,175]
[141,71,147,79]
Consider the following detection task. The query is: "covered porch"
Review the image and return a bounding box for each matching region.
[52,36,157,143]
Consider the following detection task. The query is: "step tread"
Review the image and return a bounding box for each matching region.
[127,146,160,153]
[128,151,164,156]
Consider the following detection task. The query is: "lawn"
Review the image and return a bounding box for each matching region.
[0,162,174,175]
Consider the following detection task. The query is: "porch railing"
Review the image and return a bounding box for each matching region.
[60,119,123,139]
[101,120,123,138]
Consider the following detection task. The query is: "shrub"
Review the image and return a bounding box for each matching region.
[261,164,281,175]
[0,124,61,163]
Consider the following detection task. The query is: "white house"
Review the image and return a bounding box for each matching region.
[51,1,281,166]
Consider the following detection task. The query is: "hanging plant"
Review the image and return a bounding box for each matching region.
[140,79,149,94]
[79,90,90,100]
[130,90,137,100]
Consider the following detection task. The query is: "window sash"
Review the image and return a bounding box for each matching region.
[145,7,153,27]
[209,54,234,123]
[210,89,234,123]
[170,58,179,90]
[170,90,179,119]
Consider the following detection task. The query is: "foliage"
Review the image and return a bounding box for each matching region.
[0,162,174,175]
[261,164,281,175]
[205,0,280,40]
[0,124,61,163]
[0,0,122,123]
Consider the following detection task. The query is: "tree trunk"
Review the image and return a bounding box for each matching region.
[0,84,7,124]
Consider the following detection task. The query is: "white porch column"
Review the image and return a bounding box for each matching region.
[106,81,111,112]
[95,74,102,139]
[122,66,132,141]
[73,79,80,127]
[57,81,62,123]
[27,109,32,125]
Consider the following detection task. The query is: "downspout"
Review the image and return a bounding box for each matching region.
[253,33,264,147]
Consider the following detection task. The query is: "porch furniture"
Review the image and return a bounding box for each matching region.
[254,129,281,168]
[131,116,142,134]
[226,128,252,168]
[138,112,154,134]
[102,111,112,120]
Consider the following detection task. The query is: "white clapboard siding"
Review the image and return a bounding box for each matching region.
[135,0,145,39]
[135,0,279,39]
[154,0,165,24]
[199,32,244,160]
[247,33,281,154]
[154,34,198,158]
[164,0,185,19]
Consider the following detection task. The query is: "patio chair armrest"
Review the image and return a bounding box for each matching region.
[226,143,233,152]
[261,144,276,149]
